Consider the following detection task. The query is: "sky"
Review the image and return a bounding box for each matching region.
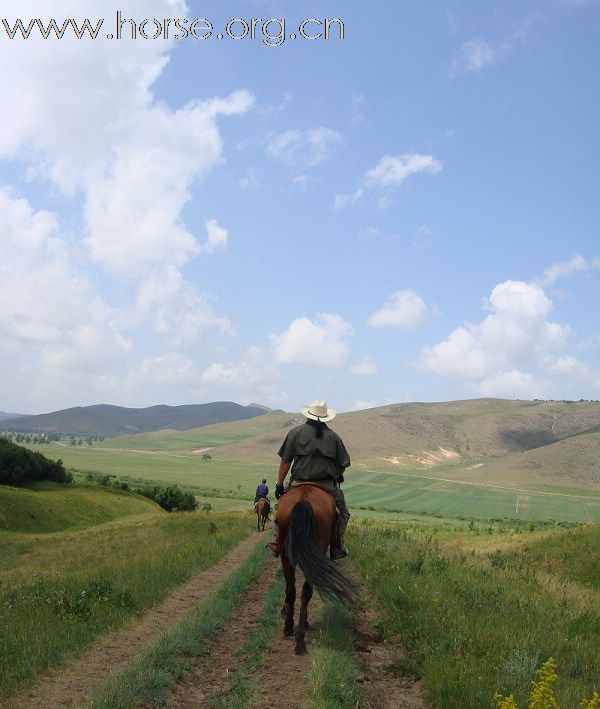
[0,0,599,415]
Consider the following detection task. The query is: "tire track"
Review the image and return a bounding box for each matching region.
[166,559,279,707]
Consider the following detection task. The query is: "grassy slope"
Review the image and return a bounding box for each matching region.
[0,488,251,698]
[0,482,158,533]
[351,521,600,708]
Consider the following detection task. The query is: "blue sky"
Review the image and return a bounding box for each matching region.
[0,0,599,414]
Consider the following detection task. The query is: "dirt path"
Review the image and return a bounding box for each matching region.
[167,559,278,707]
[254,560,322,709]
[2,533,262,709]
[351,574,429,709]
[166,555,319,709]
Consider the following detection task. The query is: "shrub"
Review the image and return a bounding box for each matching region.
[0,438,69,486]
[136,483,197,512]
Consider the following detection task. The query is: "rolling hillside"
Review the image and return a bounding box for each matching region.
[108,398,600,491]
[0,402,280,437]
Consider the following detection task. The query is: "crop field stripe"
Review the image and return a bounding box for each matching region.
[89,539,268,708]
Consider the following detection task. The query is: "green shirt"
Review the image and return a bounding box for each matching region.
[277,421,350,484]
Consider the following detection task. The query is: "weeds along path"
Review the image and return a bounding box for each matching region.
[2,533,261,709]
[351,570,429,709]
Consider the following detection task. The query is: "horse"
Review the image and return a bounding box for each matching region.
[276,483,356,655]
[255,497,270,532]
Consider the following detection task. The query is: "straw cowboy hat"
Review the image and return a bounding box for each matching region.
[300,400,336,422]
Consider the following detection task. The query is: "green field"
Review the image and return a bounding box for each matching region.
[26,442,600,524]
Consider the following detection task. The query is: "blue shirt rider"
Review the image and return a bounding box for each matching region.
[254,478,269,504]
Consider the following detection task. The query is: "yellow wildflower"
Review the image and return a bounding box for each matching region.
[494,692,519,709]
[529,658,559,709]
[581,692,600,709]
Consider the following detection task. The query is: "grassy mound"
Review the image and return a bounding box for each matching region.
[0,482,159,533]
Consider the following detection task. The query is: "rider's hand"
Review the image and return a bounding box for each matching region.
[275,483,285,499]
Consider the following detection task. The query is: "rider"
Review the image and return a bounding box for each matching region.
[266,400,350,560]
[254,478,269,505]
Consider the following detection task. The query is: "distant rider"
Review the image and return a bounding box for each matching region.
[254,478,269,504]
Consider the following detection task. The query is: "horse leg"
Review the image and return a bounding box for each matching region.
[281,556,296,637]
[294,579,313,655]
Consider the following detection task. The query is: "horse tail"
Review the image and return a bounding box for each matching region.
[286,500,356,604]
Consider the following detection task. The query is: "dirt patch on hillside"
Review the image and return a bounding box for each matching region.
[2,534,261,709]
[385,447,460,468]
[190,446,216,454]
[351,577,429,708]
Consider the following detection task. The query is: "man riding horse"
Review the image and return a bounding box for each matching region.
[267,400,350,560]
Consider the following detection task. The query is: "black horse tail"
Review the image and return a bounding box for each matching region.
[286,500,356,604]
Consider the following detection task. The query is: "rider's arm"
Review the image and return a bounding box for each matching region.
[339,465,347,484]
[277,459,291,486]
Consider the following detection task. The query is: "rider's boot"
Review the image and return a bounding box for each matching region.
[329,516,348,560]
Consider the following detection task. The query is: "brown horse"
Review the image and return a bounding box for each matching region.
[276,483,355,655]
[255,497,270,531]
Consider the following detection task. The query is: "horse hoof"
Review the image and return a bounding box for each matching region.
[284,627,294,637]
[294,642,307,655]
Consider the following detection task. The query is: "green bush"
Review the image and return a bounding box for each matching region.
[136,483,197,512]
[0,437,70,486]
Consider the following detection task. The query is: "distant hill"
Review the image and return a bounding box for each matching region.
[0,402,281,437]
[0,411,27,420]
[133,398,600,490]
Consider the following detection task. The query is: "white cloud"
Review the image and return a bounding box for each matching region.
[200,347,284,406]
[272,313,354,368]
[536,254,600,286]
[449,29,527,77]
[364,154,443,188]
[239,168,260,191]
[202,219,228,253]
[266,127,343,167]
[350,399,379,411]
[334,188,364,211]
[475,370,546,399]
[130,354,199,387]
[133,265,233,347]
[350,357,378,376]
[368,290,432,329]
[335,153,442,210]
[0,1,254,409]
[292,174,320,191]
[420,280,573,397]
[0,189,130,409]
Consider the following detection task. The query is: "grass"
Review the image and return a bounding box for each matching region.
[0,481,158,533]
[0,503,251,698]
[89,540,267,708]
[307,601,363,708]
[350,520,600,708]
[24,441,600,523]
